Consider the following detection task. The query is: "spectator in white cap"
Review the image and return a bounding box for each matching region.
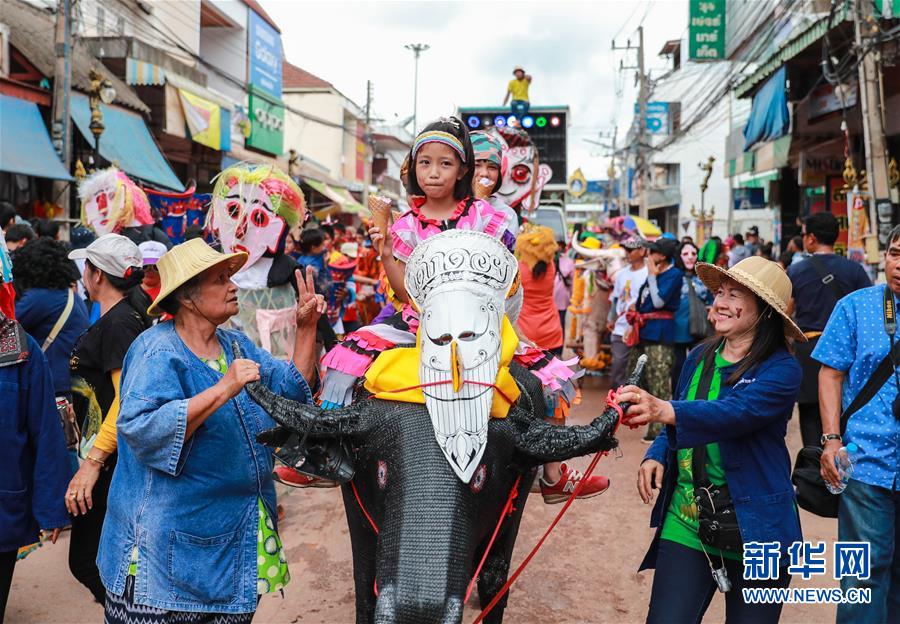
[63,233,151,605]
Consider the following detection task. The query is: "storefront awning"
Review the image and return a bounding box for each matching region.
[0,94,73,180]
[303,178,364,214]
[70,93,184,191]
[734,15,833,99]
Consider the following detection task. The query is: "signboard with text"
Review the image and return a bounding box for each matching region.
[826,176,849,255]
[633,102,671,135]
[248,10,282,98]
[247,88,284,156]
[689,0,726,61]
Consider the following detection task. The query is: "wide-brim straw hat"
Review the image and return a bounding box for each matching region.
[695,256,807,342]
[147,239,247,316]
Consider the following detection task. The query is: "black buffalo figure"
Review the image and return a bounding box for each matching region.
[242,341,645,624]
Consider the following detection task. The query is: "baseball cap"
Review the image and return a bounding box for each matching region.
[746,225,759,236]
[647,237,678,258]
[621,236,644,250]
[339,242,359,258]
[69,233,142,278]
[138,241,168,265]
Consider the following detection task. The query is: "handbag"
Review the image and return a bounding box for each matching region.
[687,278,713,340]
[693,445,743,552]
[791,286,900,517]
[43,290,81,450]
[690,362,742,552]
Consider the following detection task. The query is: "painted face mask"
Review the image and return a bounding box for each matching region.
[77,167,153,236]
[681,245,698,271]
[405,230,518,483]
[209,164,306,269]
[490,127,552,213]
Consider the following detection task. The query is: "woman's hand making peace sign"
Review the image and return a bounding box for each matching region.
[295,266,326,329]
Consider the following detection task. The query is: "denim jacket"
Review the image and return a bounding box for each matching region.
[98,322,312,613]
[640,346,803,570]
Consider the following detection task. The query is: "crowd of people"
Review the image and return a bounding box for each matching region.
[1,113,898,624]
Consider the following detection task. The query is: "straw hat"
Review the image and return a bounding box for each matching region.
[695,256,806,342]
[147,239,247,316]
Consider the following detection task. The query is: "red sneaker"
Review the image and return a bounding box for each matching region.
[273,465,339,488]
[539,462,610,504]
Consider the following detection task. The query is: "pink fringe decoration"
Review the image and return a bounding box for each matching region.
[527,356,579,392]
[321,344,374,377]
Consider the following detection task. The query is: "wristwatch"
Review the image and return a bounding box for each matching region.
[821,433,842,445]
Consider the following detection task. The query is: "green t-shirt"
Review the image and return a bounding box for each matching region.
[660,349,742,561]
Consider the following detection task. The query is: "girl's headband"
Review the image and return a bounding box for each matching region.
[412,131,467,163]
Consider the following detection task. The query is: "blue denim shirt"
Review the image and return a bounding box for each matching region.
[97,322,312,613]
[640,346,802,570]
[812,284,900,491]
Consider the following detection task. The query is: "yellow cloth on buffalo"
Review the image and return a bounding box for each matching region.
[364,316,521,418]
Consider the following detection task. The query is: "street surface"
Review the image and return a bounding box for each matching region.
[9,375,838,623]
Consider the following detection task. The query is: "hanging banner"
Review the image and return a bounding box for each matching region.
[846,187,870,264]
[178,90,222,150]
[689,0,726,61]
[247,87,284,156]
[827,176,849,256]
[248,10,282,98]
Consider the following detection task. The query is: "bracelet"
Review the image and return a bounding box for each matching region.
[85,454,105,467]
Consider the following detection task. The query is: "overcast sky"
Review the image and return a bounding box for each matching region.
[262,0,689,180]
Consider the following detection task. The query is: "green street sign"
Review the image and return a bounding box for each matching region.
[689,0,726,61]
[247,87,284,156]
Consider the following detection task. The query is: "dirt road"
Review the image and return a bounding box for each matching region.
[8,375,839,623]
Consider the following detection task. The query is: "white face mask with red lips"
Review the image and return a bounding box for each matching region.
[211,180,287,270]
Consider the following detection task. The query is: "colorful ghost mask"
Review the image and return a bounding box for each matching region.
[209,164,306,269]
[404,230,518,482]
[489,126,552,214]
[77,167,153,236]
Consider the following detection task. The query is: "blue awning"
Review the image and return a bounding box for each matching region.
[743,66,790,151]
[0,94,73,180]
[70,93,184,191]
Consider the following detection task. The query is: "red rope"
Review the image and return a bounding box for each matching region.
[350,480,379,535]
[606,388,635,430]
[379,378,516,406]
[464,476,521,603]
[473,450,607,623]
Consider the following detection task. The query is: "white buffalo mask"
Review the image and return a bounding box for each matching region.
[405,230,518,482]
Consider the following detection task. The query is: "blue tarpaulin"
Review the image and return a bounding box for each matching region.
[743,66,790,151]
[0,94,73,180]
[70,93,184,191]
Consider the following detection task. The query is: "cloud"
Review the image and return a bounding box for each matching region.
[262,0,689,179]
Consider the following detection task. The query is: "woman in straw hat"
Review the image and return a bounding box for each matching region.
[97,239,324,622]
[621,256,805,623]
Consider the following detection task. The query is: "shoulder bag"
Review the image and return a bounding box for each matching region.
[43,289,80,450]
[792,286,900,517]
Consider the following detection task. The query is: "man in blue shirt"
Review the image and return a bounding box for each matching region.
[813,224,900,623]
[789,213,871,447]
[631,237,683,442]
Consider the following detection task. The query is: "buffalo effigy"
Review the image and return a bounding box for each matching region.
[244,230,642,623]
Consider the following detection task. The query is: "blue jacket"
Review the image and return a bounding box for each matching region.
[0,332,72,551]
[640,345,802,570]
[98,323,312,613]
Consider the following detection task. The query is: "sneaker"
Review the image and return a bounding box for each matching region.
[273,465,339,488]
[539,462,610,504]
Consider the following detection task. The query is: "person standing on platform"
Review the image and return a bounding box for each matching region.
[503,66,532,120]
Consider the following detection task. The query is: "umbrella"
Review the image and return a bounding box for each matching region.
[622,215,662,238]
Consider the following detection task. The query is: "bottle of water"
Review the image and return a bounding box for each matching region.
[826,442,859,495]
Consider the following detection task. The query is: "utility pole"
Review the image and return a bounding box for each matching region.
[50,0,73,216]
[362,80,373,210]
[853,0,892,253]
[404,43,429,135]
[612,27,649,219]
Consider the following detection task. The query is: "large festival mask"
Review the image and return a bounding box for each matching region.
[78,167,153,236]
[209,164,306,269]
[405,230,518,483]
[489,127,552,213]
